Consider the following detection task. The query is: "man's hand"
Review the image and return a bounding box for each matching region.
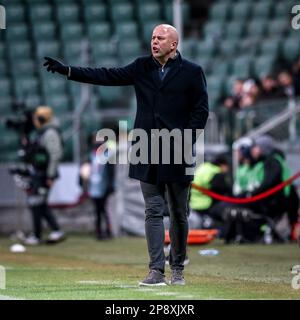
[43,57,69,75]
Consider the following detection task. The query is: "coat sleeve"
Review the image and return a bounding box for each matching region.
[68,60,136,86]
[187,66,209,143]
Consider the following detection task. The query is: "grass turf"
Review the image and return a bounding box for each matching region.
[0,234,299,300]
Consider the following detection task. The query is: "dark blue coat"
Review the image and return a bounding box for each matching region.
[68,52,209,183]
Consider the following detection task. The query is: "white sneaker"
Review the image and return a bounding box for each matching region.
[47,231,65,242]
[24,235,40,246]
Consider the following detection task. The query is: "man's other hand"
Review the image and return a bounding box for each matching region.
[43,57,68,75]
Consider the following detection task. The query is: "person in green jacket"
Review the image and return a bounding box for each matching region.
[233,138,254,196]
[190,154,231,228]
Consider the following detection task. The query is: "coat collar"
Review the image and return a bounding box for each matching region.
[150,51,182,89]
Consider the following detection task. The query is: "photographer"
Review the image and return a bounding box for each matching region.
[24,106,65,245]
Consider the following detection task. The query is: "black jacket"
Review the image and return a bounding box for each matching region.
[68,53,209,183]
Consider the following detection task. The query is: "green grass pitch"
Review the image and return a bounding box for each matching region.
[0,234,299,300]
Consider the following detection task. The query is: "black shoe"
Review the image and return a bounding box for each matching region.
[170,269,185,285]
[139,269,167,286]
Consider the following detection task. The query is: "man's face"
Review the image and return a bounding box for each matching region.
[278,72,292,86]
[233,80,243,95]
[251,145,261,159]
[262,77,275,91]
[151,26,177,60]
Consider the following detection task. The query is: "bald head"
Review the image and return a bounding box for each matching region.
[153,24,179,42]
[151,24,179,65]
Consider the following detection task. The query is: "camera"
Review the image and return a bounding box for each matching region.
[5,102,49,194]
[5,101,35,139]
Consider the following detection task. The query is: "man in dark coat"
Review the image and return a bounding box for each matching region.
[43,24,209,286]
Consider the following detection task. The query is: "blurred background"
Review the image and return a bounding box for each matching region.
[0,0,299,240]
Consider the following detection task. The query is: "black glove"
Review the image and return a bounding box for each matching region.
[43,57,69,75]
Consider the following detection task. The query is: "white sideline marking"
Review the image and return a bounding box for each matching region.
[6,267,85,271]
[0,295,24,300]
[177,294,195,299]
[155,292,178,296]
[77,280,121,285]
[135,288,157,292]
[115,285,137,288]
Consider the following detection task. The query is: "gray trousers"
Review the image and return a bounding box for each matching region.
[140,181,190,273]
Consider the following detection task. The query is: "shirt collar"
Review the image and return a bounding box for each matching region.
[152,50,179,68]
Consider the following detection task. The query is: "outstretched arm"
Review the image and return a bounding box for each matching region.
[43,57,136,86]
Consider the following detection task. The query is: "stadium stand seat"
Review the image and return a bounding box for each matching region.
[41,77,67,98]
[14,76,40,101]
[213,60,231,78]
[251,1,273,18]
[0,61,8,77]
[274,2,290,17]
[98,86,124,106]
[231,55,253,78]
[5,5,25,23]
[181,39,195,60]
[224,20,246,40]
[62,40,83,61]
[8,42,33,61]
[195,56,212,75]
[253,55,276,78]
[32,22,57,41]
[194,40,217,59]
[36,41,61,61]
[259,38,281,56]
[45,93,71,115]
[209,2,230,22]
[231,2,253,20]
[118,40,142,58]
[110,3,135,22]
[0,78,12,98]
[83,3,108,22]
[281,38,300,63]
[203,21,224,40]
[0,133,19,153]
[87,22,111,41]
[55,4,80,23]
[206,75,225,110]
[114,21,139,39]
[5,23,29,41]
[267,18,288,36]
[11,60,36,78]
[92,42,118,59]
[60,23,84,41]
[137,3,162,23]
[219,39,239,58]
[246,19,268,38]
[28,3,53,22]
